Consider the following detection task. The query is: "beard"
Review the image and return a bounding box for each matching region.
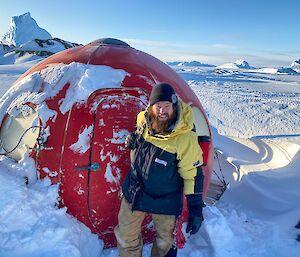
[149,107,177,134]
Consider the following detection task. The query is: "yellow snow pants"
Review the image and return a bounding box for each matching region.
[114,197,176,257]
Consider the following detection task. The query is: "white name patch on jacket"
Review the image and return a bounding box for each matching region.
[155,158,168,166]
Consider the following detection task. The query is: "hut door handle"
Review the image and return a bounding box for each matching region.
[75,162,100,171]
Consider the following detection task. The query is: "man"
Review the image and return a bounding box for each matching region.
[114,83,205,257]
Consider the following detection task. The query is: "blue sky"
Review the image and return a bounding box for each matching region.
[1,0,299,67]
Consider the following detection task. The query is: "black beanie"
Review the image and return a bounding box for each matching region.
[149,83,178,105]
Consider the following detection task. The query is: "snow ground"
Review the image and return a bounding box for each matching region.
[0,63,299,257]
[0,60,42,95]
[178,66,300,143]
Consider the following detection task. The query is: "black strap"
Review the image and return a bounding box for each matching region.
[198,135,211,142]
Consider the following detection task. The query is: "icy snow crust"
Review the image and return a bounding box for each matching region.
[0,63,300,256]
[0,62,128,124]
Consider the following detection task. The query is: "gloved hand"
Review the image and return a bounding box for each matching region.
[186,194,205,235]
[186,214,203,235]
[125,132,138,149]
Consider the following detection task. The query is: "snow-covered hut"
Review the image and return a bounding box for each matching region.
[0,38,213,247]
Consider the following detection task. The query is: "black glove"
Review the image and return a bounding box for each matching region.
[186,194,205,235]
[125,132,138,149]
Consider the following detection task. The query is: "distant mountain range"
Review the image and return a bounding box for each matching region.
[215,59,299,74]
[0,12,80,64]
[169,58,300,75]
[216,59,254,69]
[167,60,215,67]
[291,59,300,73]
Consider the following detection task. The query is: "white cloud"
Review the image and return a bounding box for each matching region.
[120,37,299,67]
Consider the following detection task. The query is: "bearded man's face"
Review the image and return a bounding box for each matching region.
[150,101,176,133]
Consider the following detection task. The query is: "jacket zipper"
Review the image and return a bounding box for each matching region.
[129,137,145,211]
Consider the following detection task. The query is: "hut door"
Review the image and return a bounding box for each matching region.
[88,89,148,247]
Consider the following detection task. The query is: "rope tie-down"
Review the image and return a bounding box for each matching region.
[205,149,229,205]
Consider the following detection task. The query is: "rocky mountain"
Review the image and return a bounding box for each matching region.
[0,12,51,47]
[0,12,80,65]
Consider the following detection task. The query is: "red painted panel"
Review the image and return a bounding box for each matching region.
[59,102,94,228]
[37,83,70,184]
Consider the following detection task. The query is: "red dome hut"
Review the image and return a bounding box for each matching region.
[0,38,213,248]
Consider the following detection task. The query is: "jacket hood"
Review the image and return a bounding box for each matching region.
[136,100,195,139]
